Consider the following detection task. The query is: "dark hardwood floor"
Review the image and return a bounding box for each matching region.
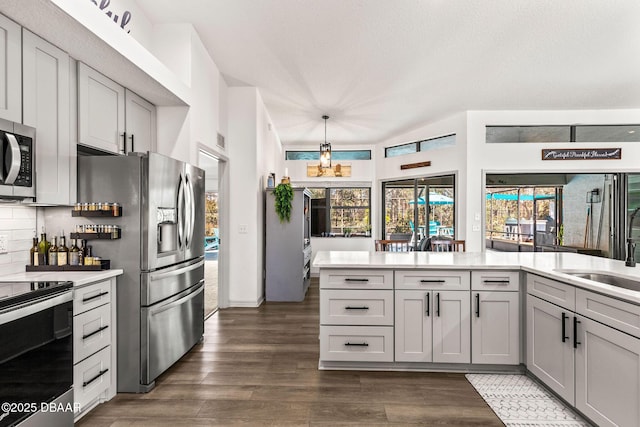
[77,279,502,426]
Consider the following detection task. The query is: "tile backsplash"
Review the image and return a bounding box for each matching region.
[0,205,37,275]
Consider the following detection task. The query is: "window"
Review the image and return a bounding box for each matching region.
[286,150,371,160]
[385,134,455,158]
[486,125,640,143]
[309,187,371,236]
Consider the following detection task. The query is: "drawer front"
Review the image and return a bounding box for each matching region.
[74,346,111,411]
[74,280,111,315]
[526,273,575,311]
[395,270,470,290]
[576,288,640,339]
[74,303,111,362]
[472,270,520,291]
[320,269,393,290]
[321,289,393,326]
[320,325,393,362]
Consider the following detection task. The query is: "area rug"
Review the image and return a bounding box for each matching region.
[466,374,591,427]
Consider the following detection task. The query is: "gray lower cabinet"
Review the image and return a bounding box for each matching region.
[526,294,575,402]
[527,272,640,427]
[472,291,520,365]
[575,314,640,427]
[395,289,470,363]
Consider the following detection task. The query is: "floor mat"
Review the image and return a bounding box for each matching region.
[466,374,591,427]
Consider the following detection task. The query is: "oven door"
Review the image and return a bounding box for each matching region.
[141,281,204,385]
[0,290,73,427]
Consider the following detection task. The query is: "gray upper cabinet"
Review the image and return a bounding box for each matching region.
[22,29,74,205]
[78,62,126,154]
[78,63,156,155]
[125,89,156,153]
[0,13,21,122]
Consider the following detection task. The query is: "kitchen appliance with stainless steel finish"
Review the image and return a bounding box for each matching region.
[79,152,205,392]
[0,281,73,427]
[0,118,35,201]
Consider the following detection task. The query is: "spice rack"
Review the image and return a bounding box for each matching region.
[70,230,121,240]
[71,205,122,217]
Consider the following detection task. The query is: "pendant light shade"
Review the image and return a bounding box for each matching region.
[320,115,332,168]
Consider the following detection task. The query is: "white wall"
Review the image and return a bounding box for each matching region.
[0,206,37,275]
[376,112,468,241]
[466,109,640,251]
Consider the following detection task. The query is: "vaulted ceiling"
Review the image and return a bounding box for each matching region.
[136,0,640,146]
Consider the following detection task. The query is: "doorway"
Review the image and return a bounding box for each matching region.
[382,175,456,249]
[199,151,220,317]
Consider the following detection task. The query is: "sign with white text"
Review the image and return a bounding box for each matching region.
[541,148,622,160]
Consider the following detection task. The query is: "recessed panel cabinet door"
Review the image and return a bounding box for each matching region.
[432,291,470,363]
[78,62,125,154]
[395,290,432,362]
[125,89,156,153]
[471,291,520,365]
[575,315,640,427]
[22,29,72,205]
[527,295,575,404]
[0,13,21,122]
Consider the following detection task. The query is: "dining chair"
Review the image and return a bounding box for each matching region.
[431,239,466,252]
[375,239,410,252]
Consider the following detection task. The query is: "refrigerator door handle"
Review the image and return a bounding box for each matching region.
[177,174,185,248]
[149,259,205,282]
[185,174,196,248]
[184,173,192,249]
[149,281,204,316]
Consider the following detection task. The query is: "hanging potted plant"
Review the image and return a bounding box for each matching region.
[273,183,294,222]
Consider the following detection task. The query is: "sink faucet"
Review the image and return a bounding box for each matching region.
[626,207,640,267]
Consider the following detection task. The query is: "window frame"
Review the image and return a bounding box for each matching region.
[384,134,456,158]
[285,150,371,161]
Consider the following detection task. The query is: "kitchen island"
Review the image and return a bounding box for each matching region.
[314,251,640,427]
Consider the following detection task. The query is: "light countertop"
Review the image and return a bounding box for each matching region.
[313,251,640,304]
[0,269,123,287]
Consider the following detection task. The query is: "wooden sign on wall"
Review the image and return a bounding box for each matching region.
[400,161,431,170]
[541,148,622,160]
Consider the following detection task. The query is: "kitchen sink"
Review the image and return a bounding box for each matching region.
[557,271,640,292]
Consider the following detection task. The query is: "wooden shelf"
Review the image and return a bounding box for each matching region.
[71,206,122,217]
[70,231,121,240]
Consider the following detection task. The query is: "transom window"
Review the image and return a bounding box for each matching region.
[486,125,640,143]
[385,134,456,158]
[286,150,371,160]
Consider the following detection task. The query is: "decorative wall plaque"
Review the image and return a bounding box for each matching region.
[541,148,622,160]
[306,163,351,177]
[400,161,431,170]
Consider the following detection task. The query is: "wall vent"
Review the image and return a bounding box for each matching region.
[217,133,225,148]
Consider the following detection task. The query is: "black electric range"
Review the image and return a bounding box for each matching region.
[0,281,73,311]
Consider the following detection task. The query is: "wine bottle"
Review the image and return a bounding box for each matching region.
[58,234,69,266]
[38,228,50,265]
[69,239,81,266]
[80,239,87,265]
[48,236,58,266]
[30,237,39,266]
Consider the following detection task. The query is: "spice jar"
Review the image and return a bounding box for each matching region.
[112,203,121,216]
[74,203,82,211]
[102,202,111,212]
[88,202,97,211]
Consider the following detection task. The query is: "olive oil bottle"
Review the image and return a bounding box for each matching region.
[48,236,58,266]
[57,234,69,266]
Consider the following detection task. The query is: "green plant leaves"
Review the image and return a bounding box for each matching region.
[273,183,294,222]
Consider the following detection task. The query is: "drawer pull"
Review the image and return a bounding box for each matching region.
[344,278,369,282]
[482,280,510,284]
[345,306,369,310]
[82,291,109,303]
[82,325,109,340]
[420,279,445,283]
[83,368,109,388]
[345,342,369,347]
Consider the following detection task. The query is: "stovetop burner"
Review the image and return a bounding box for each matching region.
[0,281,73,311]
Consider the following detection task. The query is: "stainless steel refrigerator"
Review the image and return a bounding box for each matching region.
[79,152,205,392]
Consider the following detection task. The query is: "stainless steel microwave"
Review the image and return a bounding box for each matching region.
[0,118,35,200]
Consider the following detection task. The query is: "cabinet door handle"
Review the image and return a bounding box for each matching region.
[344,278,369,282]
[82,325,109,340]
[344,342,368,347]
[83,368,109,387]
[425,293,430,316]
[130,133,135,152]
[436,292,440,317]
[561,312,569,343]
[121,131,127,154]
[82,291,109,303]
[475,293,480,317]
[573,316,581,349]
[420,279,445,283]
[345,306,369,310]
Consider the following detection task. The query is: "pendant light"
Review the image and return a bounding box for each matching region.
[319,115,332,168]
